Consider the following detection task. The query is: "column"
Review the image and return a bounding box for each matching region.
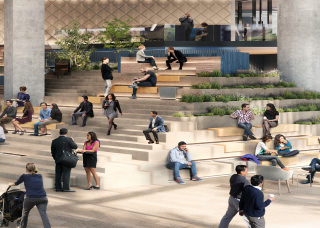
[278,0,320,92]
[4,0,45,105]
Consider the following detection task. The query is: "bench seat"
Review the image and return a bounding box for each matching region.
[20,120,64,130]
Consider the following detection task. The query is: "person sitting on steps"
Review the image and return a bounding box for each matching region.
[166,141,202,184]
[255,135,289,171]
[12,100,34,135]
[129,68,157,99]
[30,102,51,136]
[72,96,94,127]
[143,111,166,144]
[301,158,320,184]
[39,103,62,136]
[16,86,30,107]
[262,103,279,137]
[274,134,299,157]
[166,47,187,70]
[0,100,17,134]
[0,126,6,143]
[102,93,122,136]
[136,45,158,70]
[230,103,256,141]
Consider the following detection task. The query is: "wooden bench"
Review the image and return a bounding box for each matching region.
[121,56,221,74]
[20,120,65,130]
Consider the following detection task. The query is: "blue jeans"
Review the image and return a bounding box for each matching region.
[33,121,43,135]
[310,158,320,172]
[0,139,5,143]
[238,123,253,136]
[167,161,197,180]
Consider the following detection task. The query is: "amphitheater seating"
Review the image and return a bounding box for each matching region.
[19,120,64,130]
[121,56,221,73]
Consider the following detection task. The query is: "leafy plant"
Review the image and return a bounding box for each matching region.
[55,22,94,70]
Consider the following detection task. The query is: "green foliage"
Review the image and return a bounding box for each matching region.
[197,71,277,78]
[172,112,193,117]
[99,18,143,53]
[55,22,94,70]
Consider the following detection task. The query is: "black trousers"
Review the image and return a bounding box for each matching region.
[55,163,71,190]
[138,57,157,67]
[72,111,88,126]
[133,81,155,96]
[21,197,51,228]
[143,128,159,142]
[166,59,184,69]
[184,27,193,41]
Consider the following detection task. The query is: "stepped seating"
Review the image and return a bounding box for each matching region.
[18,120,65,130]
[121,57,221,74]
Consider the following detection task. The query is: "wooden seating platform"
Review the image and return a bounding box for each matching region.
[121,56,221,74]
[19,120,65,130]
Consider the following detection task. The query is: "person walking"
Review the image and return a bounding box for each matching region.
[262,104,279,137]
[72,96,94,127]
[51,128,78,192]
[101,57,113,97]
[230,103,256,141]
[0,100,17,133]
[136,45,158,70]
[9,163,51,228]
[76,132,100,190]
[239,175,275,228]
[179,13,194,41]
[218,165,251,228]
[142,111,166,144]
[102,93,122,135]
[166,47,187,70]
[12,100,34,135]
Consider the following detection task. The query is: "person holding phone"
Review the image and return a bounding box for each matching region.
[166,141,201,184]
[274,134,299,157]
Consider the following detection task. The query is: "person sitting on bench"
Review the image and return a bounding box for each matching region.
[39,103,63,136]
[255,135,289,171]
[136,45,158,70]
[274,134,299,157]
[129,68,157,99]
[0,126,6,143]
[230,103,256,141]
[0,100,17,134]
[142,111,166,144]
[31,102,51,136]
[166,47,187,70]
[166,141,202,184]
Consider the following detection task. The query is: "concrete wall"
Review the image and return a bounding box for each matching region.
[4,0,45,105]
[278,0,320,92]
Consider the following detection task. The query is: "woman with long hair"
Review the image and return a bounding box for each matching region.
[263,103,279,137]
[12,100,34,135]
[16,86,30,107]
[40,103,62,136]
[9,163,51,228]
[76,132,100,190]
[255,135,289,170]
[274,134,300,157]
[102,93,122,135]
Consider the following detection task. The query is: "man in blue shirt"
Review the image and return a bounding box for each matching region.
[166,141,201,184]
[31,102,51,136]
[239,175,275,228]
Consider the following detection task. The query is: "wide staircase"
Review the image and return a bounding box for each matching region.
[1,68,320,190]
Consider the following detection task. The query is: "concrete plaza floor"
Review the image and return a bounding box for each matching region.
[1,175,320,228]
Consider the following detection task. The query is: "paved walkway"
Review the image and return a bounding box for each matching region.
[0,175,320,228]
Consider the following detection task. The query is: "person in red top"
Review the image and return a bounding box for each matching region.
[230,103,256,141]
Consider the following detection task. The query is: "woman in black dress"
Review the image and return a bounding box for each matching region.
[77,132,100,190]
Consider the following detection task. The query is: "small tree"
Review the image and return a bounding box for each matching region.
[56,22,94,70]
[99,18,143,55]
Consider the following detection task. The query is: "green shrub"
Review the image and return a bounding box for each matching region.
[212,70,222,77]
[173,112,185,117]
[295,121,313,125]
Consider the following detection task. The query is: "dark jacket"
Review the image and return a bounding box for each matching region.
[51,136,78,162]
[0,106,17,119]
[74,101,94,117]
[148,116,166,132]
[101,64,113,80]
[239,185,271,217]
[102,99,122,114]
[179,16,194,28]
[168,50,187,63]
[50,109,62,122]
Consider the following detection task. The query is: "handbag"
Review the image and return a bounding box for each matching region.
[57,149,79,168]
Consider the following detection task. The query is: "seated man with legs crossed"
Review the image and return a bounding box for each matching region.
[31,102,51,136]
[166,141,202,184]
[0,100,17,134]
[129,68,157,99]
[218,165,251,228]
[301,158,320,184]
[230,103,256,141]
[143,111,166,144]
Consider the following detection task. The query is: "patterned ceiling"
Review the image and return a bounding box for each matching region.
[0,0,232,45]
